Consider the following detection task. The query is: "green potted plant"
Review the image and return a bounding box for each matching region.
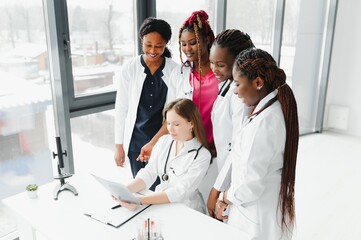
[26,184,38,199]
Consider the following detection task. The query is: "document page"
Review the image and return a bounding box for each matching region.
[91,173,141,205]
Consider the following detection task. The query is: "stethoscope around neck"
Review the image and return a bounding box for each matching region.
[161,140,203,181]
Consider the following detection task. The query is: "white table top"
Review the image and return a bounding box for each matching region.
[2,173,251,240]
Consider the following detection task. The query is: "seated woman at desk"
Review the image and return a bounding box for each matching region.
[113,98,212,213]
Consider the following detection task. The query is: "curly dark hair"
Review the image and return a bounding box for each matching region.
[139,17,172,58]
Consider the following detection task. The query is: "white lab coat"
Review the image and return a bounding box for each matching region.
[136,135,212,213]
[222,90,290,240]
[211,80,250,192]
[168,64,219,204]
[211,80,246,172]
[168,64,193,100]
[114,56,178,154]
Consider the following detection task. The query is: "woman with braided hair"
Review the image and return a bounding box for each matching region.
[206,29,255,218]
[214,48,299,240]
[168,10,218,157]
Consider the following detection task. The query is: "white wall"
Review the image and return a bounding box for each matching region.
[325,0,361,137]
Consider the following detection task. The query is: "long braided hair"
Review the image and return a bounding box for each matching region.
[234,48,299,233]
[178,10,215,108]
[178,10,215,65]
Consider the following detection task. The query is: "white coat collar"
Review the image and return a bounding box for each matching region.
[176,137,201,156]
[248,89,278,122]
[183,137,200,148]
[218,79,233,97]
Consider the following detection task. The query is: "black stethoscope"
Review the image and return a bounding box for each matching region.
[181,61,194,96]
[161,140,203,181]
[180,60,192,74]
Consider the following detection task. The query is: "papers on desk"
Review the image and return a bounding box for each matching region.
[83,204,151,228]
[91,173,141,205]
[86,174,151,228]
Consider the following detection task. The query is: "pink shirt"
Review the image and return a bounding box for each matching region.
[190,70,218,148]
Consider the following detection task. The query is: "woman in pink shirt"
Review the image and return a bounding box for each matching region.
[169,10,218,156]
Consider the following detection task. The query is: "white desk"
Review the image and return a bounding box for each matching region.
[2,174,251,240]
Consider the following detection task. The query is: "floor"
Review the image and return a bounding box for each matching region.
[1,131,361,239]
[292,131,361,239]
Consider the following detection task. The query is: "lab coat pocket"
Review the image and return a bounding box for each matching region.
[169,164,189,178]
[237,202,259,225]
[228,203,260,238]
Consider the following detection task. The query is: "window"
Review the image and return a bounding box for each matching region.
[70,110,132,182]
[280,0,301,87]
[66,0,135,97]
[71,110,115,174]
[226,0,335,134]
[65,1,136,179]
[0,0,54,237]
[279,0,334,134]
[226,0,276,53]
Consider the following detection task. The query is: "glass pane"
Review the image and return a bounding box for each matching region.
[70,110,132,182]
[0,0,54,237]
[67,1,135,97]
[156,0,215,64]
[226,0,276,52]
[280,0,301,88]
[281,1,328,134]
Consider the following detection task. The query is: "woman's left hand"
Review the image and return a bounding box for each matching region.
[207,188,220,218]
[214,199,228,221]
[112,195,139,211]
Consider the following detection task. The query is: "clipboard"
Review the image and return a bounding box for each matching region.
[83,204,152,228]
[91,173,141,205]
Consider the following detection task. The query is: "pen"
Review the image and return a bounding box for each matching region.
[111,204,122,210]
